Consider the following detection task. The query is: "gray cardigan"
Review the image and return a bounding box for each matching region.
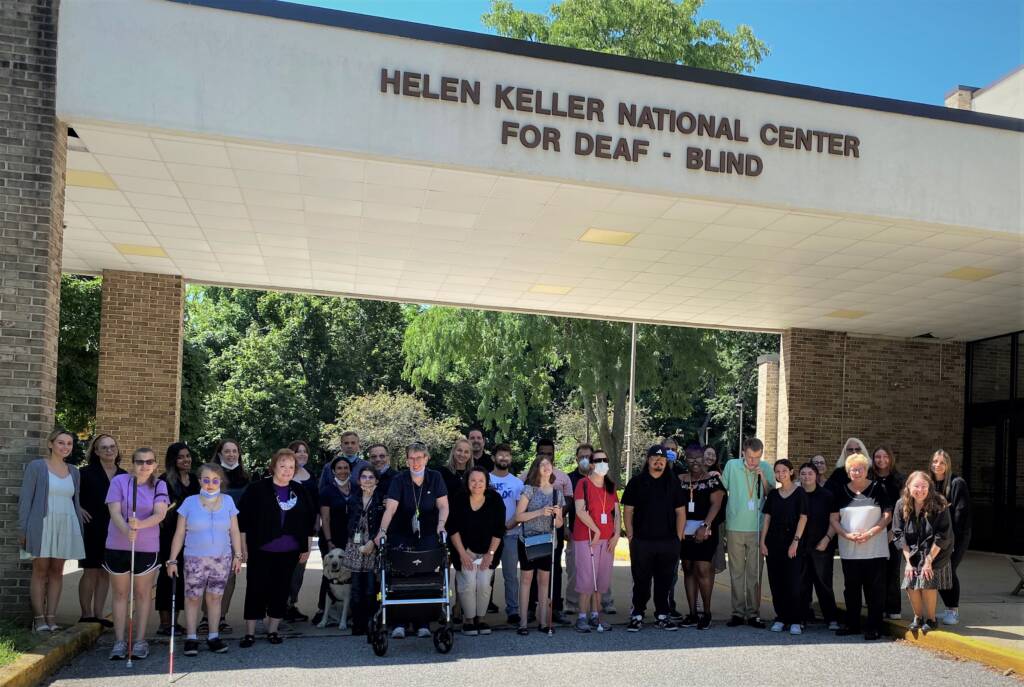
[18,459,85,557]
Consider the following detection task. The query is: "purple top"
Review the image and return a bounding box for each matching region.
[105,473,170,553]
[261,483,300,553]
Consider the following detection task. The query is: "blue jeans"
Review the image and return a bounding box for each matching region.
[499,533,520,616]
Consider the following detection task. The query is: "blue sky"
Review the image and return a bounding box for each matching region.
[297,0,1022,106]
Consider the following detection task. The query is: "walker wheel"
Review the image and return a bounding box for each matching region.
[433,626,453,654]
[371,630,388,656]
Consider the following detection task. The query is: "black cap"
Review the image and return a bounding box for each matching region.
[646,445,666,458]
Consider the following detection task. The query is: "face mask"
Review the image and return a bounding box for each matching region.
[335,477,349,487]
[411,468,425,478]
[220,457,238,470]
[578,458,590,472]
[200,489,220,499]
[593,462,609,476]
[665,450,677,462]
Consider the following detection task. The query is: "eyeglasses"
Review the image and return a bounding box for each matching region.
[98,445,117,451]
[359,474,376,480]
[134,459,156,466]
[201,477,221,485]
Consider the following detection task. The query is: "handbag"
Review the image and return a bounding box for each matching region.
[520,488,557,561]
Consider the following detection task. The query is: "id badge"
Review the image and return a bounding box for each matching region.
[600,513,608,525]
[411,513,421,536]
[688,501,695,514]
[353,532,363,545]
[747,499,756,511]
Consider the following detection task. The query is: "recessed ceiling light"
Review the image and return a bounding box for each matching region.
[942,266,1000,281]
[529,284,572,295]
[67,169,117,190]
[579,228,636,246]
[825,309,867,319]
[115,244,169,258]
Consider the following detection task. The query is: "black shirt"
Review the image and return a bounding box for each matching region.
[446,489,506,570]
[318,482,352,549]
[762,487,809,551]
[473,451,494,473]
[79,462,126,548]
[802,486,836,552]
[892,499,954,568]
[437,466,469,500]
[385,469,448,547]
[567,468,588,530]
[621,470,686,541]
[680,473,725,523]
[934,476,972,538]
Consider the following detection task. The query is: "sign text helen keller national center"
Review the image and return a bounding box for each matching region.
[381,68,862,178]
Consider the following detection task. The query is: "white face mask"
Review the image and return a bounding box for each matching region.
[200,489,220,499]
[221,457,239,470]
[593,462,609,477]
[335,477,349,487]
[578,458,590,472]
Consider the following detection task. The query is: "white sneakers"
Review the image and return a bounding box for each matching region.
[770,621,785,632]
[789,624,803,635]
[942,609,960,625]
[828,621,841,631]
[416,627,431,638]
[391,626,405,639]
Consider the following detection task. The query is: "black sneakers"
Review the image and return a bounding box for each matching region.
[696,613,712,630]
[654,615,679,631]
[627,615,643,632]
[679,614,698,628]
[207,637,228,653]
[183,639,199,657]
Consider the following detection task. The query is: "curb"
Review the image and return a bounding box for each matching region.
[0,622,103,687]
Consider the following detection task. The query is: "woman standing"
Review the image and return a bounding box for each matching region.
[830,453,893,640]
[18,428,87,633]
[238,448,316,647]
[824,437,869,494]
[104,448,169,660]
[448,466,505,635]
[871,446,906,619]
[311,456,352,626]
[679,445,724,630]
[893,471,953,634]
[929,449,971,626]
[285,440,319,623]
[156,442,199,635]
[571,450,619,634]
[212,438,248,633]
[77,434,124,626]
[760,459,808,634]
[438,438,474,498]
[167,463,243,656]
[347,465,385,636]
[799,462,840,631]
[514,456,565,636]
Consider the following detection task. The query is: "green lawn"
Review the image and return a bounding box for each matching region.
[0,620,42,668]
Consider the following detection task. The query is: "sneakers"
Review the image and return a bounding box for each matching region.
[789,624,803,635]
[696,613,712,630]
[416,627,431,638]
[310,610,325,626]
[747,617,766,629]
[885,612,903,620]
[679,614,698,628]
[588,615,599,629]
[594,622,612,633]
[109,640,127,660]
[183,639,199,657]
[476,621,492,635]
[726,615,745,627]
[462,623,478,636]
[602,604,617,615]
[554,611,573,626]
[391,626,405,639]
[207,637,228,653]
[941,609,959,625]
[827,621,841,631]
[654,615,678,631]
[770,621,785,632]
[627,615,643,632]
[284,607,308,623]
[668,610,685,623]
[575,617,592,633]
[131,640,149,659]
[487,602,500,614]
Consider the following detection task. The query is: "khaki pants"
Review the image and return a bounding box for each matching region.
[726,529,761,618]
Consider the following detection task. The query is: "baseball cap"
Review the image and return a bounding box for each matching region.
[646,445,667,458]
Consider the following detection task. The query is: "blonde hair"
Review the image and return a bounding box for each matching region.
[269,448,296,474]
[448,438,474,472]
[843,453,871,474]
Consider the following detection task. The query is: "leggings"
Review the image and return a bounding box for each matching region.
[938,531,970,609]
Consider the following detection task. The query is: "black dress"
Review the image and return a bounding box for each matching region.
[78,461,126,568]
[156,473,200,614]
[679,474,724,562]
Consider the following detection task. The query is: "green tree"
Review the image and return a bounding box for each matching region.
[55,275,101,435]
[483,0,768,73]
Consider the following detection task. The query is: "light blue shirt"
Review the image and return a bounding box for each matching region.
[177,494,238,558]
[489,472,524,527]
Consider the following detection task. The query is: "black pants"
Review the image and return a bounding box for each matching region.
[883,541,903,615]
[766,545,805,626]
[841,557,884,632]
[801,549,839,623]
[630,538,678,618]
[244,550,300,621]
[350,570,378,634]
[939,531,970,609]
[155,523,185,613]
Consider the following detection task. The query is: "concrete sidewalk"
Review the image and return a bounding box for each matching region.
[53,548,1021,665]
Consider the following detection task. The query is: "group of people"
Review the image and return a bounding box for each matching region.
[17,426,971,662]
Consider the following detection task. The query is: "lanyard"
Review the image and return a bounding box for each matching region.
[745,465,761,501]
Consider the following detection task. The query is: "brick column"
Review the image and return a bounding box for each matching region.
[755,353,780,460]
[0,0,64,616]
[95,271,185,453]
[778,328,965,472]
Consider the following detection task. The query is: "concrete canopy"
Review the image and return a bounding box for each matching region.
[56,0,1023,339]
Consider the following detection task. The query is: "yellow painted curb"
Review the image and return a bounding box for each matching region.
[0,622,103,687]
[886,620,1024,676]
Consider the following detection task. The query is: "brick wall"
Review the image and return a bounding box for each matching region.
[776,328,965,474]
[0,0,64,616]
[95,271,185,454]
[755,353,780,460]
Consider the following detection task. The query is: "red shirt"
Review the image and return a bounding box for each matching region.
[571,477,619,541]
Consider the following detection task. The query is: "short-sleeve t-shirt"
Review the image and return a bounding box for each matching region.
[802,486,836,551]
[105,474,170,553]
[680,474,725,523]
[489,472,524,528]
[832,481,893,560]
[762,487,808,551]
[519,485,564,538]
[385,470,448,546]
[177,494,239,558]
[621,470,686,541]
[720,458,775,533]
[572,477,619,541]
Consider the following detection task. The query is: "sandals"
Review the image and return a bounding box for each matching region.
[267,632,283,645]
[516,626,529,636]
[239,634,256,648]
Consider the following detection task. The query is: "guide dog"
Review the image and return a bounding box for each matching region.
[317,548,352,630]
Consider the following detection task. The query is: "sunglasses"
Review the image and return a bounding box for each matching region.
[201,477,221,485]
[591,458,608,463]
[134,459,156,466]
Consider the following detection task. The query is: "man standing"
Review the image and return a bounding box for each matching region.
[367,443,396,494]
[720,437,775,628]
[489,444,524,625]
[468,426,494,472]
[622,445,687,631]
[319,430,370,490]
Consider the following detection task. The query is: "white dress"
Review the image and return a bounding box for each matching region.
[38,471,86,559]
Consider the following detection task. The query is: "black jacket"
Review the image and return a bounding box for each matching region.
[893,499,954,569]
[238,478,316,552]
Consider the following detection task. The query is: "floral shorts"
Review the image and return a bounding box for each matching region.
[184,554,232,598]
